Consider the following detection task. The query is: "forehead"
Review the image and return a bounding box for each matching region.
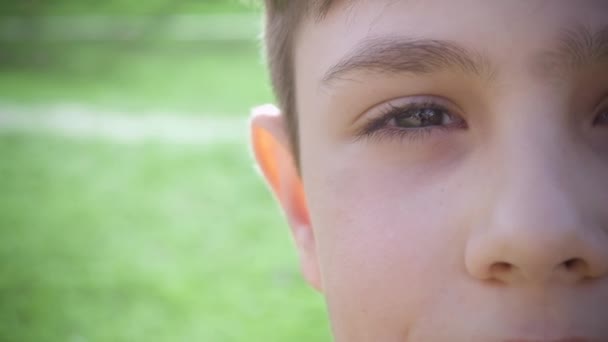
[294,0,607,91]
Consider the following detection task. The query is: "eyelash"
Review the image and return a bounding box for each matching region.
[354,97,607,142]
[355,100,467,142]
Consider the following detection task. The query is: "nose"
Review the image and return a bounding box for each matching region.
[465,133,608,286]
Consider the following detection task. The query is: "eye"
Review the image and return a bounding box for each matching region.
[390,106,457,128]
[356,99,466,142]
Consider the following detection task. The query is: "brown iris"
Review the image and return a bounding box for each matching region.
[394,108,446,128]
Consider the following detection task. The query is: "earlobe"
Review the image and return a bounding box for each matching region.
[250,105,323,292]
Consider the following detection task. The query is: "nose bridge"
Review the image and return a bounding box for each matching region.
[497,122,572,230]
[466,114,608,285]
[494,130,579,278]
[493,105,576,228]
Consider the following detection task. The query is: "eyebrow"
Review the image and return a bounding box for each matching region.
[321,36,492,85]
[321,25,608,86]
[534,25,608,78]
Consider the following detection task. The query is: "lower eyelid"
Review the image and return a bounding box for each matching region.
[356,117,464,143]
[361,125,437,143]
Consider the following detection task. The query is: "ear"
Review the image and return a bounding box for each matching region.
[250,104,322,292]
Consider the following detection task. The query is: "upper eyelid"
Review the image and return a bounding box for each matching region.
[376,102,452,127]
[350,94,451,125]
[358,95,463,125]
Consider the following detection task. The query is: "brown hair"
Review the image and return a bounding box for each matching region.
[262,0,334,162]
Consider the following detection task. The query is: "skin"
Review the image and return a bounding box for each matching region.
[251,1,608,341]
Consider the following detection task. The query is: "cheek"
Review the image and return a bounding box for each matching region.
[304,158,472,333]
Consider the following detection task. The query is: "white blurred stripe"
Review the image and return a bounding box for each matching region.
[0,14,262,41]
[0,104,247,145]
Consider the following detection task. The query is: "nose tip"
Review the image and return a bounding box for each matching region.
[464,139,608,286]
[465,222,608,286]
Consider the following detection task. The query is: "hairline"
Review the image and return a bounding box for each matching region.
[263,0,337,170]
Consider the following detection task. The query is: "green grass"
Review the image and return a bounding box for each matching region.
[0,10,326,341]
[0,134,331,341]
[0,40,274,115]
[0,0,257,15]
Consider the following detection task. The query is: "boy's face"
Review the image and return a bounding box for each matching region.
[252,0,608,341]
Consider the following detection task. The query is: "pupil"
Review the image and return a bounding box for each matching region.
[420,108,442,125]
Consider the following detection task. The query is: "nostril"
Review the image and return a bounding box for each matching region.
[564,258,578,269]
[561,258,587,274]
[485,261,515,284]
[491,261,513,273]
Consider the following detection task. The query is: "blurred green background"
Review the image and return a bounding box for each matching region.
[0,1,331,341]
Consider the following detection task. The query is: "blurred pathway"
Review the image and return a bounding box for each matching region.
[0,103,248,145]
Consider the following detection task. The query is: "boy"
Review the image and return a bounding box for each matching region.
[250,1,608,341]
